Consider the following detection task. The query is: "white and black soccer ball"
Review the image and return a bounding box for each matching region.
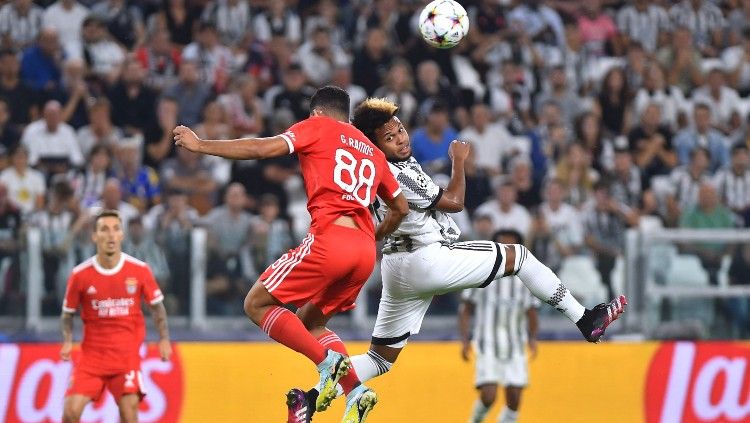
[418,0,469,49]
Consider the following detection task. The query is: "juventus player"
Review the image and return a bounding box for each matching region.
[287,98,628,423]
[459,229,539,423]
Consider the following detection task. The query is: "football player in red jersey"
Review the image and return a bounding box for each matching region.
[174,86,408,422]
[60,210,171,423]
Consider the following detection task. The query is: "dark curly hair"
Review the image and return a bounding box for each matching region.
[351,98,399,145]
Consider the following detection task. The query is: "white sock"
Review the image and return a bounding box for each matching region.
[513,245,586,323]
[497,406,518,423]
[350,350,392,383]
[469,399,490,423]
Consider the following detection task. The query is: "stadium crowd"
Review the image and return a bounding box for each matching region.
[0,0,748,335]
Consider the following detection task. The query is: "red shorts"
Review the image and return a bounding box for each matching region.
[66,366,146,402]
[260,225,376,315]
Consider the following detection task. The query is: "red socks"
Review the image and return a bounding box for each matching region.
[261,306,327,365]
[317,330,360,394]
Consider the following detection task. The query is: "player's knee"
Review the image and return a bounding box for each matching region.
[62,402,82,423]
[479,387,497,407]
[503,244,530,276]
[505,388,522,410]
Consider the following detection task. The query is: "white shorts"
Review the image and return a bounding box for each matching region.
[371,241,507,347]
[474,351,529,388]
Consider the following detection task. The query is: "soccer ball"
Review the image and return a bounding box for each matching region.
[418,0,469,49]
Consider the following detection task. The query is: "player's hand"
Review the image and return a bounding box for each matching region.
[60,341,73,361]
[173,125,201,153]
[528,339,538,360]
[448,140,471,162]
[461,341,472,362]
[158,339,172,362]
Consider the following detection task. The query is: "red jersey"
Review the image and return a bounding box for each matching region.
[279,115,401,238]
[63,253,164,374]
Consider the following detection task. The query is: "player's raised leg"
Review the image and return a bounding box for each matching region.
[117,393,139,423]
[62,395,91,423]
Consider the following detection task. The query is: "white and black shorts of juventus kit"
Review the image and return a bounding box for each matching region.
[371,240,527,348]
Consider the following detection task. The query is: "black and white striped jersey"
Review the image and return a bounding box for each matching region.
[372,157,460,253]
[462,276,539,360]
[713,167,750,211]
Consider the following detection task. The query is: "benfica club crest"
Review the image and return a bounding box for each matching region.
[125,278,138,295]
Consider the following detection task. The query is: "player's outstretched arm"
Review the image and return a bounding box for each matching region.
[375,192,409,241]
[436,140,470,213]
[458,300,474,361]
[149,302,172,361]
[60,311,74,361]
[173,125,290,160]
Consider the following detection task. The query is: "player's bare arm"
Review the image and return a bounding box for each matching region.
[60,311,74,361]
[437,140,470,213]
[458,300,475,362]
[375,192,409,241]
[149,302,172,361]
[526,308,539,359]
[173,125,290,160]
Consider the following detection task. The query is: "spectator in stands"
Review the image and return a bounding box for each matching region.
[42,0,88,60]
[475,179,532,238]
[534,65,580,130]
[134,28,181,92]
[487,61,533,131]
[634,63,686,131]
[459,102,517,176]
[610,146,643,210]
[0,98,20,152]
[510,156,541,210]
[577,0,621,58]
[692,67,741,134]
[462,148,493,215]
[20,100,84,171]
[160,145,219,214]
[597,66,631,137]
[534,178,584,273]
[150,188,199,313]
[75,98,123,157]
[674,103,730,172]
[182,21,233,92]
[616,0,671,53]
[669,0,724,57]
[657,26,703,93]
[0,0,43,51]
[20,28,63,92]
[122,215,171,305]
[218,76,264,137]
[107,58,157,135]
[584,179,639,300]
[163,60,212,127]
[0,182,21,314]
[550,142,598,209]
[155,0,201,48]
[202,182,255,315]
[90,177,139,230]
[331,65,367,115]
[200,0,253,48]
[0,48,38,127]
[628,103,677,184]
[49,58,90,129]
[373,59,418,126]
[713,143,750,226]
[250,193,292,271]
[303,0,345,49]
[193,100,231,187]
[507,0,565,51]
[263,63,315,121]
[410,99,458,173]
[666,147,713,225]
[253,0,301,46]
[297,25,348,87]
[72,144,112,208]
[352,27,392,95]
[143,95,177,169]
[114,137,161,214]
[80,16,125,87]
[722,28,750,96]
[0,145,44,215]
[91,0,145,50]
[726,242,750,337]
[576,111,614,174]
[679,183,734,286]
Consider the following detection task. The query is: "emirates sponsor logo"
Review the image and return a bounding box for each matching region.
[91,298,135,317]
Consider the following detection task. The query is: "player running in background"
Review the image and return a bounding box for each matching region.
[289,99,626,415]
[173,86,408,423]
[61,210,171,423]
[459,229,539,423]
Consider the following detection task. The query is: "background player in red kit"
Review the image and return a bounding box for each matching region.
[60,210,171,423]
[173,86,408,422]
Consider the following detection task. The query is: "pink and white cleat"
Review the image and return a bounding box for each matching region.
[576,295,628,342]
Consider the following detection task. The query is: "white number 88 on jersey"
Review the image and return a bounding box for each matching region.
[333,148,376,207]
